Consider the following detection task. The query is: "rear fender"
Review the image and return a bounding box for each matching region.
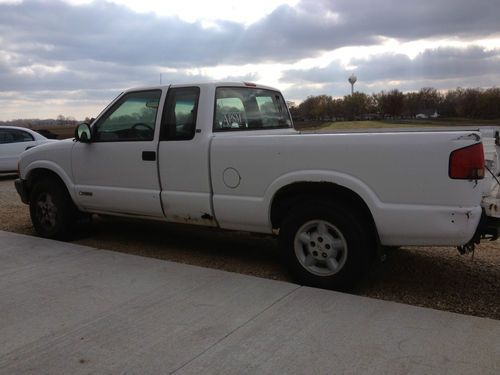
[265,170,381,220]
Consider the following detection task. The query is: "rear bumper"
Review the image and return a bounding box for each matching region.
[485,216,500,240]
[474,211,500,242]
[15,178,29,204]
[458,210,500,254]
[377,205,482,246]
[482,195,500,219]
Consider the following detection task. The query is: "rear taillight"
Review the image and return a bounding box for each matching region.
[449,143,485,180]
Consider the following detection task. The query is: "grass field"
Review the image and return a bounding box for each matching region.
[295,118,500,131]
[314,121,439,130]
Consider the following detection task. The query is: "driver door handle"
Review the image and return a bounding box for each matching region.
[142,151,156,161]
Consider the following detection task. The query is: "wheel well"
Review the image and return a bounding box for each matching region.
[271,182,378,240]
[26,169,68,201]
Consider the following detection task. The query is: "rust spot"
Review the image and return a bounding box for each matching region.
[168,213,217,225]
[201,213,214,221]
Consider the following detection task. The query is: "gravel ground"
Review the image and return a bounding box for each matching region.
[1,174,499,320]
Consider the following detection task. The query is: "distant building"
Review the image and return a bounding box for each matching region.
[416,110,439,119]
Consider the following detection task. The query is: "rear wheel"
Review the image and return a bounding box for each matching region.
[279,200,373,291]
[29,178,76,239]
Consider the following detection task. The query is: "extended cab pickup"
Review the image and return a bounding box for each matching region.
[15,82,500,289]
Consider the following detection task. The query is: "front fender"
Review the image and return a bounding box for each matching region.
[22,161,77,203]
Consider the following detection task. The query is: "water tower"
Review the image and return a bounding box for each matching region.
[348,74,357,95]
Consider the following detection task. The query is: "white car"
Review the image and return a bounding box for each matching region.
[0,126,56,173]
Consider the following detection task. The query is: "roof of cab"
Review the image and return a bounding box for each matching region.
[122,81,280,93]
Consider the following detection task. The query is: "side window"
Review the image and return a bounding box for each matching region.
[0,129,14,144]
[94,90,161,141]
[0,129,34,143]
[213,87,292,131]
[161,87,200,141]
[14,130,35,142]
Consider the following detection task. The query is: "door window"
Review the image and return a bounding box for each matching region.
[161,87,200,141]
[94,90,161,141]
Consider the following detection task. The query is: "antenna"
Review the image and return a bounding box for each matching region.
[160,73,162,85]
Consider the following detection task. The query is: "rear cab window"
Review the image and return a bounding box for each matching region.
[214,87,292,131]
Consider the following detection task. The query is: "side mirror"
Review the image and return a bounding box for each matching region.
[75,123,92,143]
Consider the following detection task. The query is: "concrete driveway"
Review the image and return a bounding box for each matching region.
[0,230,499,374]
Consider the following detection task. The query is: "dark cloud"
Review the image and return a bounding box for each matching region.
[0,0,499,119]
[0,57,214,92]
[1,0,498,69]
[319,0,500,41]
[352,47,500,81]
[282,46,500,84]
[0,1,239,66]
[281,46,500,99]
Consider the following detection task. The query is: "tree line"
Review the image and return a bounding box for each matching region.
[289,87,500,121]
[0,115,78,128]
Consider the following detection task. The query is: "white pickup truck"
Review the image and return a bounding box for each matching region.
[15,82,500,289]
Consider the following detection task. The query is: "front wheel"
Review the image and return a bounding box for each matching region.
[29,178,76,239]
[279,201,373,291]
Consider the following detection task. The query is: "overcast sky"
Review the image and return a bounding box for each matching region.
[0,0,499,120]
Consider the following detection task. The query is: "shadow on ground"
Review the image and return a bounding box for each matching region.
[75,216,285,281]
[72,215,499,320]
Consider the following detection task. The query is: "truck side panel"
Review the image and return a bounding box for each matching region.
[210,131,483,246]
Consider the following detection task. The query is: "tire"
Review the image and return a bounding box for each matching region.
[29,178,76,239]
[279,200,373,291]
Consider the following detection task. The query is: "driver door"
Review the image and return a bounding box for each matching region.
[71,89,165,218]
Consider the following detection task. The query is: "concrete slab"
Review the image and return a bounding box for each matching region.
[0,231,298,374]
[0,231,498,374]
[177,287,500,374]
